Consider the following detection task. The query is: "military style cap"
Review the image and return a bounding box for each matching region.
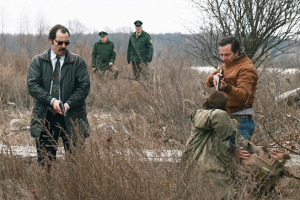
[134,20,143,26]
[98,31,108,37]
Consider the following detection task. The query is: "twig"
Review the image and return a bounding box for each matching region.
[255,111,300,155]
[122,76,148,92]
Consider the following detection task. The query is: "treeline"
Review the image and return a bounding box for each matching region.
[1,31,299,68]
[0,32,187,58]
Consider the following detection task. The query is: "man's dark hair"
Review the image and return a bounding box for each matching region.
[218,36,240,53]
[48,24,70,40]
[204,91,227,111]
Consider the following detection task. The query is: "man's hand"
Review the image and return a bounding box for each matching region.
[63,103,69,114]
[235,147,251,160]
[220,80,227,90]
[52,99,63,115]
[92,68,97,72]
[109,62,113,66]
[52,99,69,115]
[213,73,226,90]
[213,73,222,88]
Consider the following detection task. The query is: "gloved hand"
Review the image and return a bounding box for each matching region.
[127,60,130,64]
[148,57,152,63]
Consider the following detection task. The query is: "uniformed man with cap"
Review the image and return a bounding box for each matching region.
[127,20,153,81]
[92,31,118,79]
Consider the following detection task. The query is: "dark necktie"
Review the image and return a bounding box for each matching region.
[51,55,60,100]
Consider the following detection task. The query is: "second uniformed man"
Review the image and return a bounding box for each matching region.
[92,31,119,79]
[127,20,153,81]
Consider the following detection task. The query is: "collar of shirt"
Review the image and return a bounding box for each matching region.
[50,50,65,68]
[136,31,142,38]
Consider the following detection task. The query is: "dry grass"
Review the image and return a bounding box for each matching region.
[0,43,300,199]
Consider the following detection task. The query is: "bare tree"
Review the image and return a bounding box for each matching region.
[0,4,7,53]
[185,0,300,69]
[16,12,36,59]
[66,19,86,45]
[35,13,48,54]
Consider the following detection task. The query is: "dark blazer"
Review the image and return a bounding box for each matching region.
[27,48,90,139]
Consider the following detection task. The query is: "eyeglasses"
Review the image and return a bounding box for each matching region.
[55,40,70,45]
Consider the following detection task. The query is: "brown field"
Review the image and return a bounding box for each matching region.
[0,40,300,199]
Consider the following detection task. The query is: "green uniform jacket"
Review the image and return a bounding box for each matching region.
[127,31,153,63]
[91,39,116,71]
[27,48,90,140]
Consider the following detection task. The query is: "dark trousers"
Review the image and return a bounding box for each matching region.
[36,111,72,167]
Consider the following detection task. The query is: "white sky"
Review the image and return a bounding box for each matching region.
[0,0,199,34]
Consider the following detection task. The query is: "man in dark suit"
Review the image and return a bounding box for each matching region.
[27,24,90,168]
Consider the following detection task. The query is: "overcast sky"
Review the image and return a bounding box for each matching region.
[0,0,199,34]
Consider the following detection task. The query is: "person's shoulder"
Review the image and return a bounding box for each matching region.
[142,31,151,37]
[240,53,254,65]
[33,48,50,62]
[191,109,206,120]
[192,108,213,119]
[93,41,101,47]
[30,54,41,64]
[211,109,228,117]
[68,51,85,62]
[72,53,84,59]
[107,39,114,44]
[235,53,256,70]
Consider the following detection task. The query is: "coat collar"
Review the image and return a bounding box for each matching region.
[223,53,250,68]
[131,30,145,37]
[96,39,112,44]
[39,48,75,64]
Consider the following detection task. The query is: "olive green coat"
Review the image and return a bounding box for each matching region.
[184,109,254,197]
[91,39,116,71]
[127,31,153,63]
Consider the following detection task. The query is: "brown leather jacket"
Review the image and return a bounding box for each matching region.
[205,53,258,114]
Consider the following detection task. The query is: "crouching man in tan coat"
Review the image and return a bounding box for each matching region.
[182,91,290,199]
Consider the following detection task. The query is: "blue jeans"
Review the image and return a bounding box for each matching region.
[237,118,255,141]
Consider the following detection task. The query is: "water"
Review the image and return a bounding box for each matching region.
[191,66,299,74]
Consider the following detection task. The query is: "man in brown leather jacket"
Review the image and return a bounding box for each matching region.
[205,36,258,140]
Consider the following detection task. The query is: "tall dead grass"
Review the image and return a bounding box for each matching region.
[0,41,300,199]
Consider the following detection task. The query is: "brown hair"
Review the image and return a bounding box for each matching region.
[204,91,227,111]
[48,24,70,40]
[218,36,240,54]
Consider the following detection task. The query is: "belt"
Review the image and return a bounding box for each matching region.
[228,104,253,113]
[230,115,253,119]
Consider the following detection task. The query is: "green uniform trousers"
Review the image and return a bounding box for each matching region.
[132,62,149,81]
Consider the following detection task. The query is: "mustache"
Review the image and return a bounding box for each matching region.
[59,48,66,51]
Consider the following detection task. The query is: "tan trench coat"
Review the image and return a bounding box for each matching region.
[183,109,254,197]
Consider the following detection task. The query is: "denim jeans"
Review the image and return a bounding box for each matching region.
[237,118,255,141]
